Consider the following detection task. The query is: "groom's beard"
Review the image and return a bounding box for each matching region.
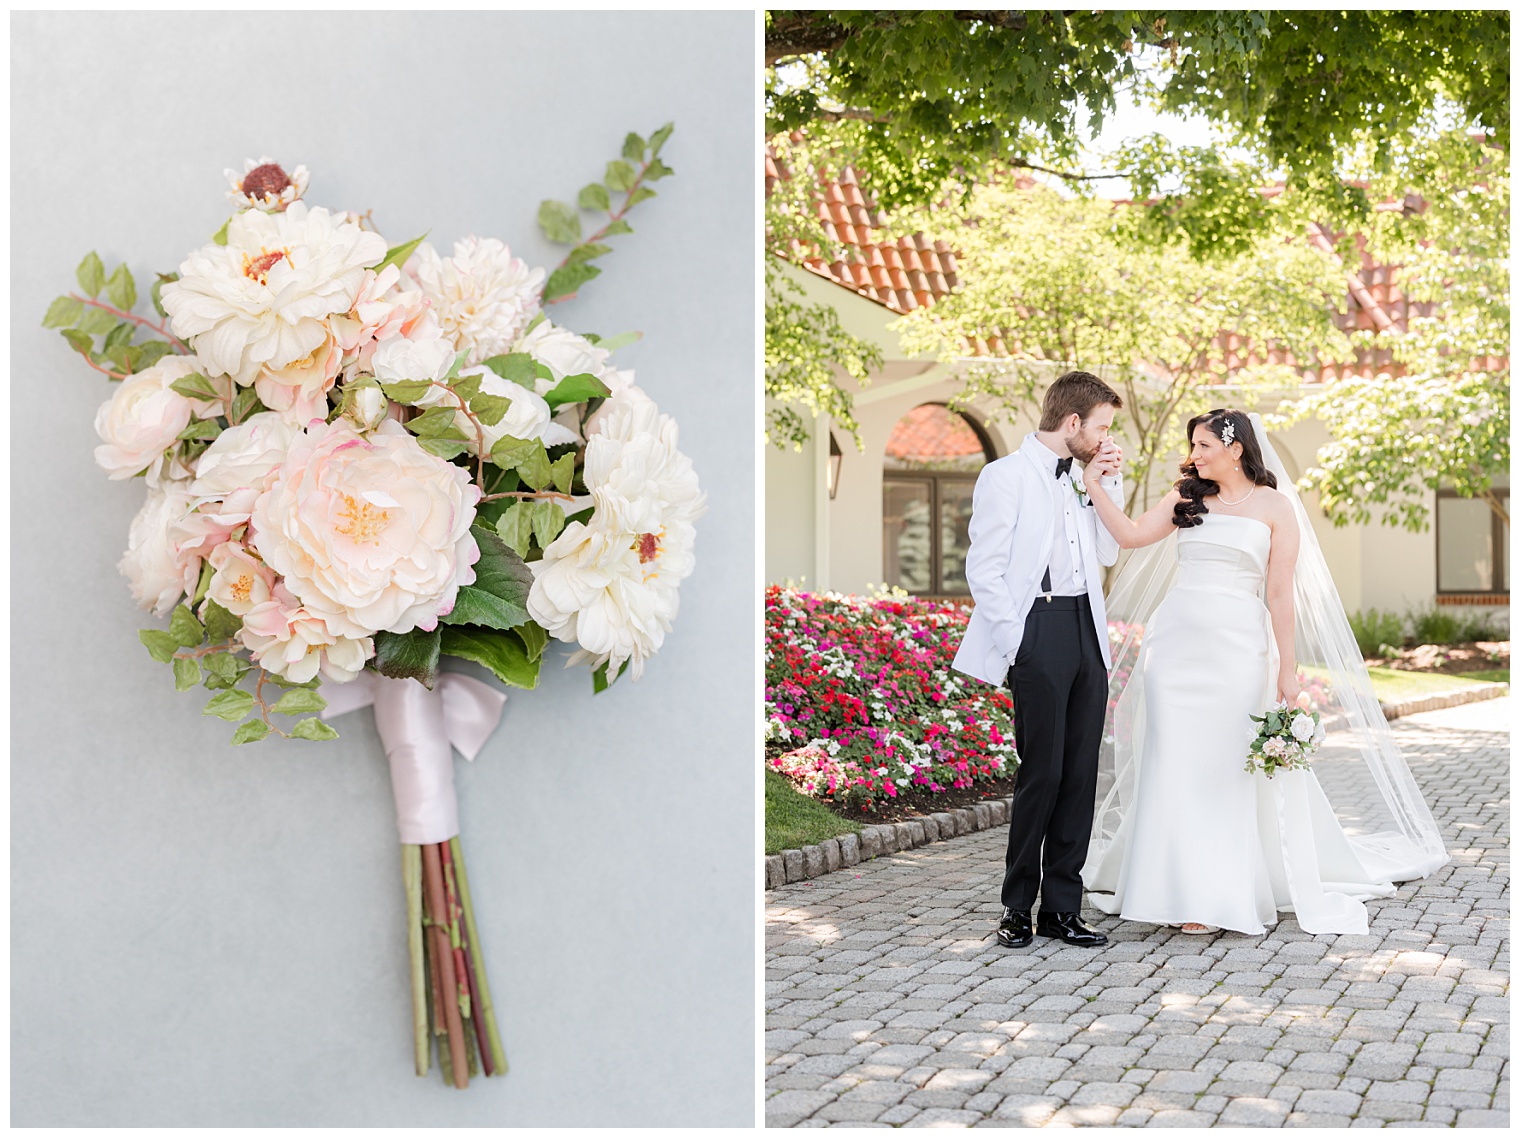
[1066,433,1101,465]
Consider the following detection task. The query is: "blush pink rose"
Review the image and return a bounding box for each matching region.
[240,584,373,683]
[94,356,221,480]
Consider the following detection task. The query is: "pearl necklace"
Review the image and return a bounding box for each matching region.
[1217,484,1257,506]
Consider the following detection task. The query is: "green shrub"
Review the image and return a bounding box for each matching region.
[1457,610,1508,642]
[1408,605,1463,645]
[1349,608,1406,657]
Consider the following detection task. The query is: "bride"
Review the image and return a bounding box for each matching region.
[1079,409,1447,936]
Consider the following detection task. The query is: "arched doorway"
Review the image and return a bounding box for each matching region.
[882,404,997,596]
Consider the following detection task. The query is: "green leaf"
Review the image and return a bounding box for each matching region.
[578,183,611,211]
[489,434,539,471]
[271,689,329,716]
[543,372,611,409]
[480,353,538,390]
[76,307,117,336]
[202,599,242,643]
[494,501,533,559]
[232,719,271,744]
[230,386,262,422]
[291,717,339,741]
[517,445,552,491]
[102,321,135,355]
[419,438,472,460]
[471,522,534,606]
[537,200,582,244]
[43,295,84,328]
[139,629,179,663]
[212,219,230,246]
[374,627,442,689]
[177,418,223,442]
[648,122,674,156]
[550,451,576,495]
[593,659,630,693]
[173,656,201,692]
[169,604,205,647]
[468,392,511,427]
[604,159,638,193]
[151,272,179,319]
[76,252,106,297]
[645,156,675,181]
[543,263,601,303]
[380,379,435,405]
[61,328,93,355]
[450,372,483,403]
[201,651,244,690]
[170,372,222,401]
[565,506,594,527]
[622,131,646,161]
[375,231,428,273]
[137,340,174,369]
[627,186,657,207]
[603,218,634,237]
[203,688,256,721]
[406,406,466,438]
[595,330,641,352]
[107,263,138,311]
[531,500,565,547]
[566,242,613,267]
[514,620,550,662]
[439,627,540,689]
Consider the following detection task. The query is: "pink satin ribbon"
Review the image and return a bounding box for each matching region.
[321,671,507,844]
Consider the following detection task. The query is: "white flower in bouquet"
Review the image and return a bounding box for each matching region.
[453,364,579,453]
[189,411,302,522]
[330,265,430,368]
[1312,720,1327,746]
[340,381,391,434]
[581,389,705,536]
[226,157,310,212]
[249,419,481,639]
[1261,736,1287,759]
[516,319,634,394]
[407,238,545,364]
[206,541,277,617]
[239,584,373,683]
[369,331,457,406]
[254,333,343,425]
[162,202,387,386]
[94,356,222,480]
[119,485,201,616]
[1290,711,1316,743]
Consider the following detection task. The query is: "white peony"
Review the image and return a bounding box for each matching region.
[407,238,545,364]
[1290,712,1316,742]
[94,356,218,480]
[249,418,481,638]
[454,364,579,454]
[162,202,387,386]
[118,485,201,616]
[189,411,302,524]
[1312,720,1327,747]
[368,331,457,409]
[240,584,373,683]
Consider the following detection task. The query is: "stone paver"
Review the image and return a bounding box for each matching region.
[766,698,1509,1127]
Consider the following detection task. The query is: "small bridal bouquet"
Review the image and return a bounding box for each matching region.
[1245,700,1327,778]
[48,132,704,1087]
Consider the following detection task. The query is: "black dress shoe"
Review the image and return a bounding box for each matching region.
[1036,911,1108,947]
[996,907,1033,948]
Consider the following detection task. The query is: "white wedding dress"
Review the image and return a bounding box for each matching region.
[1083,513,1399,935]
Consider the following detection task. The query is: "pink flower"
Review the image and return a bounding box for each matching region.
[94,357,222,479]
[254,332,342,424]
[206,541,277,616]
[239,584,373,683]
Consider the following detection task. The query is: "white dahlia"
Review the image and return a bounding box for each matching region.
[249,419,480,639]
[582,389,706,536]
[407,238,545,364]
[161,202,387,387]
[225,157,310,212]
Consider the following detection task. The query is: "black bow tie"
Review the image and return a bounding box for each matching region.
[1055,456,1073,478]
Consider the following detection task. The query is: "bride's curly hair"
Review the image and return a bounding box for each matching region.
[1172,408,1277,528]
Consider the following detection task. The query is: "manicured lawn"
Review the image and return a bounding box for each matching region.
[765,769,860,855]
[1366,666,1510,703]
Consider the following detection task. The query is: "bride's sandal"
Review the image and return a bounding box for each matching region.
[1179,923,1220,935]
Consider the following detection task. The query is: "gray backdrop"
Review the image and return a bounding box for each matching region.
[11,10,756,1127]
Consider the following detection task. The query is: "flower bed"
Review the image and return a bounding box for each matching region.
[764,587,1017,811]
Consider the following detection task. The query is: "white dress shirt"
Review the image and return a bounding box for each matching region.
[1027,433,1090,597]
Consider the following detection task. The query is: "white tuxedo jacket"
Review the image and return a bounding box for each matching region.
[952,437,1124,685]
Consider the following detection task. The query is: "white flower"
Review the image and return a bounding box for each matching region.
[189,411,302,522]
[254,332,342,424]
[225,157,310,212]
[240,585,373,683]
[206,541,276,617]
[516,319,636,395]
[1290,712,1316,742]
[1312,721,1327,747]
[454,364,579,453]
[94,357,218,480]
[118,485,201,617]
[341,381,390,433]
[1262,736,1288,759]
[162,202,387,386]
[249,418,480,638]
[407,237,545,364]
[582,389,705,536]
[368,332,457,407]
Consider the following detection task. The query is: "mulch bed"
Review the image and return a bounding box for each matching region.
[1366,640,1509,675]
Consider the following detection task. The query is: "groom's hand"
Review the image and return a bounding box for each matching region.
[1088,440,1123,478]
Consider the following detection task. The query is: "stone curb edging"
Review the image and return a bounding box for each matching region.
[1379,681,1508,721]
[764,796,1014,890]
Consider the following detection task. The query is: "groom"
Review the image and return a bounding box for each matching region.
[953,371,1125,949]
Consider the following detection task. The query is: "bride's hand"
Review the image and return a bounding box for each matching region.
[1277,670,1303,707]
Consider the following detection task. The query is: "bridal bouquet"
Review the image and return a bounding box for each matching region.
[1245,700,1327,779]
[47,132,704,1087]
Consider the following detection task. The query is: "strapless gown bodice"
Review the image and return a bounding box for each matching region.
[1174,514,1271,596]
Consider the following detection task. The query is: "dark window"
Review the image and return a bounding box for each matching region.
[882,405,995,595]
[1435,489,1508,595]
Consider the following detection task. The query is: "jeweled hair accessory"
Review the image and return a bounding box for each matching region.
[1219,419,1236,447]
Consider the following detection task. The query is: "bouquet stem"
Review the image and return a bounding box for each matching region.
[422,843,470,1088]
[403,845,429,1076]
[450,836,508,1075]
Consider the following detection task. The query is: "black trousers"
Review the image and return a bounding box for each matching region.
[1000,594,1107,913]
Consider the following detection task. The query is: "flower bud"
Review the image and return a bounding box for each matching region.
[342,382,389,433]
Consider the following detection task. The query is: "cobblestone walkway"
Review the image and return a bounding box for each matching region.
[765,698,1509,1127]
